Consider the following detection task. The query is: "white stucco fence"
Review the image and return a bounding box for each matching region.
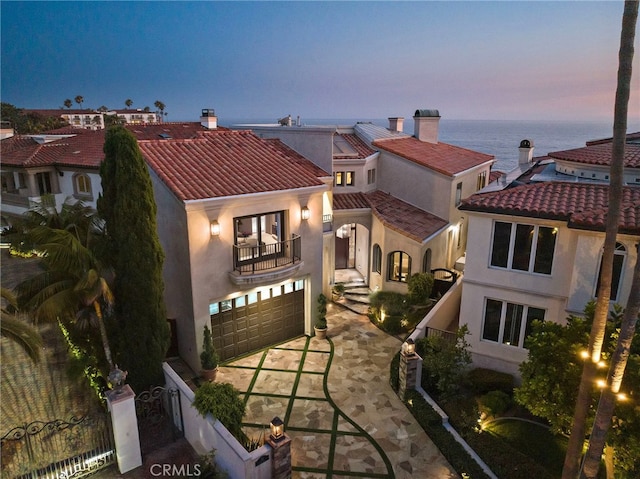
[163,363,272,479]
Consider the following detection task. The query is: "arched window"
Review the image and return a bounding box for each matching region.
[595,242,627,302]
[422,249,432,273]
[388,251,411,282]
[73,173,92,199]
[372,244,382,274]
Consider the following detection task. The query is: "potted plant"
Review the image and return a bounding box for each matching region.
[332,282,345,301]
[314,293,328,339]
[200,325,219,381]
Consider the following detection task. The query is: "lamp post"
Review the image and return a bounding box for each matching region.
[266,416,291,479]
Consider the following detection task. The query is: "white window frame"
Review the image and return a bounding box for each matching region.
[482,298,545,348]
[489,221,557,275]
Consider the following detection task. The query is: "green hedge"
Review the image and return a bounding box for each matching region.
[468,367,514,395]
[404,390,490,479]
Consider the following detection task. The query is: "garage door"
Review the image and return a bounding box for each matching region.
[209,280,305,362]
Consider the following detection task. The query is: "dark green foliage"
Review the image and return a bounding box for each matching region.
[478,390,512,416]
[200,325,219,370]
[315,294,327,329]
[369,291,406,316]
[194,382,246,442]
[1,102,69,133]
[468,368,515,395]
[404,390,491,479]
[417,325,471,399]
[98,126,169,392]
[407,272,434,304]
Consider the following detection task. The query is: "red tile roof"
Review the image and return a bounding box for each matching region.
[460,182,640,235]
[549,140,640,168]
[138,130,329,201]
[126,122,229,140]
[1,130,106,169]
[489,170,505,183]
[334,191,448,242]
[372,137,494,177]
[333,133,376,159]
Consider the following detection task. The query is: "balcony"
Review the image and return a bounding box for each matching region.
[228,234,303,286]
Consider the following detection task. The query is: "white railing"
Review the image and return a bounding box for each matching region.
[162,363,272,479]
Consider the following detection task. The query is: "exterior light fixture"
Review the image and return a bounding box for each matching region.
[210,220,220,237]
[596,379,607,389]
[270,416,285,441]
[580,350,590,360]
[402,338,416,356]
[617,393,628,401]
[301,206,310,221]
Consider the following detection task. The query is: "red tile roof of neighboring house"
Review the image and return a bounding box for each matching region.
[549,140,640,168]
[460,182,640,235]
[333,133,376,159]
[585,131,640,146]
[1,130,106,169]
[372,137,494,177]
[138,130,329,201]
[334,191,448,242]
[126,123,228,140]
[489,170,505,183]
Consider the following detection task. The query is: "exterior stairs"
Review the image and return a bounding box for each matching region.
[333,283,372,315]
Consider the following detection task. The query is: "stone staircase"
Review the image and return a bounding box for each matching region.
[333,283,372,315]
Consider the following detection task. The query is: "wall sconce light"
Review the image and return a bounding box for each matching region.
[402,338,416,356]
[301,206,310,221]
[270,416,285,441]
[210,220,220,237]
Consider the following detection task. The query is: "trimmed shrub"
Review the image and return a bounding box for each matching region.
[478,390,512,416]
[468,367,514,395]
[390,351,400,392]
[407,272,435,304]
[194,382,246,442]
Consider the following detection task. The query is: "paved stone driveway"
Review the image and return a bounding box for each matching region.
[217,302,458,479]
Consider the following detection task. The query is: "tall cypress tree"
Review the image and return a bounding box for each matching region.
[98,126,170,392]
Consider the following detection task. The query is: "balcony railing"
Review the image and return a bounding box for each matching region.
[232,234,301,274]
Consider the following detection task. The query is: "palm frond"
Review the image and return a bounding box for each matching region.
[0,311,43,363]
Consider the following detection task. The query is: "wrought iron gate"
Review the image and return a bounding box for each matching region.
[134,386,183,455]
[1,413,115,479]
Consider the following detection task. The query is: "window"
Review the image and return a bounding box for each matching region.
[372,244,382,274]
[490,221,557,275]
[36,172,52,195]
[482,298,545,348]
[367,168,376,185]
[422,249,432,273]
[334,171,355,187]
[234,211,285,262]
[455,182,463,206]
[477,171,487,190]
[595,242,626,301]
[388,251,411,282]
[73,173,92,198]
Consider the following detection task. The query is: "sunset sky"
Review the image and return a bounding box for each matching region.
[2,1,638,123]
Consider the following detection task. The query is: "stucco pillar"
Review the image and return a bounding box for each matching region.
[106,385,142,474]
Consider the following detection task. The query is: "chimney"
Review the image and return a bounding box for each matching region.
[518,139,534,165]
[413,109,440,143]
[388,117,404,133]
[200,108,217,129]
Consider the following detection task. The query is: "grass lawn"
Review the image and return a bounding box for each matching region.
[483,418,567,477]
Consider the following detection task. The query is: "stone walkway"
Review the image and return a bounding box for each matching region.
[215,302,458,479]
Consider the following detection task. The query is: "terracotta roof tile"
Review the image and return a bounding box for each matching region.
[460,182,640,235]
[334,134,376,159]
[138,130,328,201]
[126,122,229,140]
[372,137,493,177]
[334,191,448,242]
[549,141,640,168]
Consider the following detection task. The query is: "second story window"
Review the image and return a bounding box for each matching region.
[455,182,463,206]
[73,173,92,198]
[477,171,487,190]
[367,168,376,185]
[234,211,285,261]
[36,172,52,195]
[595,242,627,302]
[490,221,557,275]
[334,171,355,187]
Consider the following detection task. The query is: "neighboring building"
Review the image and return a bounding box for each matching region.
[24,109,106,130]
[106,109,161,125]
[235,110,494,294]
[458,134,640,377]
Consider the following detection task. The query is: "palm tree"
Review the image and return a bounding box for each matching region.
[125,99,133,109]
[154,100,165,122]
[562,1,638,477]
[64,99,73,109]
[74,95,84,110]
[1,287,43,363]
[15,226,115,373]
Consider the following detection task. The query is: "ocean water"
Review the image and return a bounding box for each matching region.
[222,118,640,172]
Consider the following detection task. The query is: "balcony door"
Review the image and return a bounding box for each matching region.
[234,211,284,262]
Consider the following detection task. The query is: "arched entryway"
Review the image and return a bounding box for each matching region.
[334,222,370,284]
